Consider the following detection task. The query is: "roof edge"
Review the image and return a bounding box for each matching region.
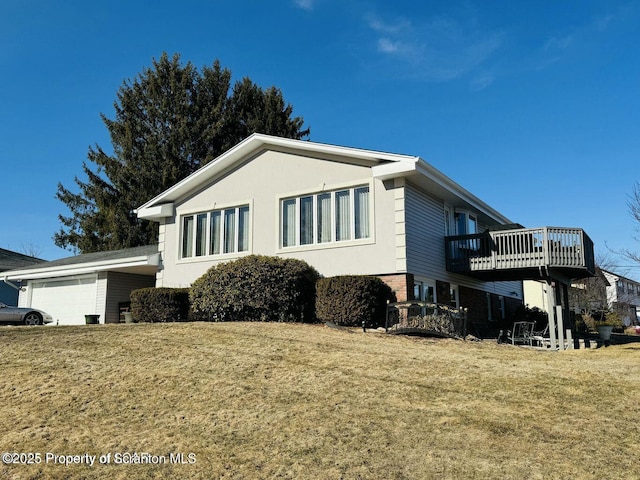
[137,134,420,215]
[4,252,160,280]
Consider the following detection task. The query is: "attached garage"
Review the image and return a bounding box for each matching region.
[3,246,159,326]
[30,275,98,325]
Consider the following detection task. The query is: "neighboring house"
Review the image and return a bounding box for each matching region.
[601,269,640,325]
[569,267,610,313]
[136,133,595,335]
[0,248,44,305]
[523,280,550,313]
[3,245,159,325]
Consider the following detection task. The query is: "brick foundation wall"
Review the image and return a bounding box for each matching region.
[377,273,413,302]
[459,286,488,324]
[376,273,524,327]
[459,285,524,325]
[503,296,522,321]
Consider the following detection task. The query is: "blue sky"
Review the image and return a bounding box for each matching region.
[1,0,639,274]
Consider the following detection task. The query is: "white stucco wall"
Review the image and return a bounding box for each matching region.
[158,149,399,287]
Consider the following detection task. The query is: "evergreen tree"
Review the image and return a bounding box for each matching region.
[55,53,309,253]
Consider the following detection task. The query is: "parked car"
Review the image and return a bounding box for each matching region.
[0,302,53,325]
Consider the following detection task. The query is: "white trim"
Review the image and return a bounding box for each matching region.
[175,198,254,218]
[413,276,437,303]
[136,134,415,215]
[275,181,375,252]
[176,200,253,262]
[371,159,418,180]
[414,161,511,225]
[5,254,160,281]
[136,134,513,227]
[137,203,174,220]
[277,178,374,201]
[450,284,459,309]
[443,204,453,236]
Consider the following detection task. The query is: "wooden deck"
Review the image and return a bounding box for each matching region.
[445,227,595,281]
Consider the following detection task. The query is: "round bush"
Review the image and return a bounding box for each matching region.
[190,255,320,322]
[316,275,395,328]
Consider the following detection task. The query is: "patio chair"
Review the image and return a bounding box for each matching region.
[531,323,549,348]
[507,321,536,346]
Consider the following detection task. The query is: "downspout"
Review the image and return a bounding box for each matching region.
[2,276,22,291]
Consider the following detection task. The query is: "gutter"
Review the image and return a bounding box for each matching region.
[2,276,22,291]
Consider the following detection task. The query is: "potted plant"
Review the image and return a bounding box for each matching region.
[594,311,621,341]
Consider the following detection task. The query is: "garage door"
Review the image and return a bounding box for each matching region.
[30,276,98,325]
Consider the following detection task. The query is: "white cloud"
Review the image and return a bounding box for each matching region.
[544,34,574,52]
[377,38,401,54]
[470,72,495,91]
[594,14,614,32]
[365,12,502,83]
[294,0,314,11]
[539,10,622,66]
[367,15,411,35]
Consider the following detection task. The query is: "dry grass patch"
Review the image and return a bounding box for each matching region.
[1,322,639,479]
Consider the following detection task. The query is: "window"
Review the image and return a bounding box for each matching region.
[450,284,459,308]
[454,210,479,250]
[455,211,477,235]
[281,185,370,248]
[195,213,207,257]
[413,279,436,316]
[181,204,249,259]
[181,216,194,258]
[444,205,453,236]
[414,280,436,303]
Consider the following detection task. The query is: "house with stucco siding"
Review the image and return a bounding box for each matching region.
[136,134,594,329]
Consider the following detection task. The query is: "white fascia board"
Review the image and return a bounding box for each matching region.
[270,136,416,163]
[415,160,513,224]
[371,159,419,180]
[373,156,513,225]
[135,135,260,215]
[4,253,161,281]
[136,133,420,217]
[136,203,174,220]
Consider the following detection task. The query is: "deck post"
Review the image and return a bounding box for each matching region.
[545,280,558,350]
[556,305,565,350]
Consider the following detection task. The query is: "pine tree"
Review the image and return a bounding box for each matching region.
[55,53,309,253]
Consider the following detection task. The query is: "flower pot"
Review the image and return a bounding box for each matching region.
[597,325,613,341]
[124,312,134,324]
[85,314,100,325]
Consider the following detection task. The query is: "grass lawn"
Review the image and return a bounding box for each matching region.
[1,322,639,479]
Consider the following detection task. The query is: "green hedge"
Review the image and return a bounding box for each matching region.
[316,275,395,328]
[130,287,191,323]
[190,255,320,322]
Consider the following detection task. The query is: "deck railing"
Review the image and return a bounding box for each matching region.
[445,227,595,276]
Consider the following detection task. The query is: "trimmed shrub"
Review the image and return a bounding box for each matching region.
[190,255,320,322]
[514,304,548,331]
[316,275,395,328]
[130,287,190,323]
